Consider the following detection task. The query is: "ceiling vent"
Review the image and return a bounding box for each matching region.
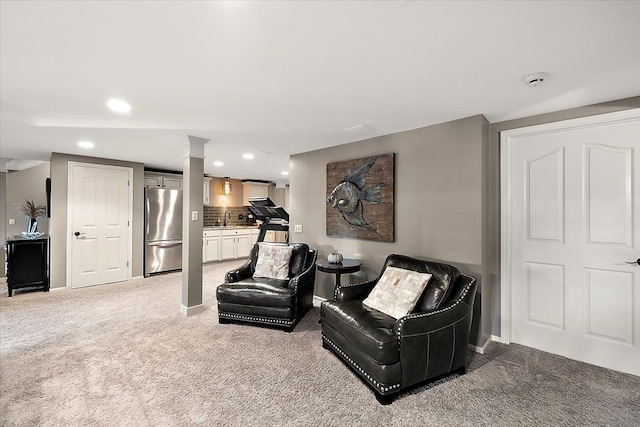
[343,124,375,134]
[523,72,549,87]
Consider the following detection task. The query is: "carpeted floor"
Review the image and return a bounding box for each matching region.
[1,260,639,426]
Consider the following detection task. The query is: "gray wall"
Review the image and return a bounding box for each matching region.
[269,184,287,209]
[488,95,640,337]
[49,153,145,288]
[5,162,50,237]
[289,97,640,346]
[290,114,490,347]
[0,170,6,278]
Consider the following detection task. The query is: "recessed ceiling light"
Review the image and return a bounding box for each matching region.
[78,141,94,149]
[242,153,254,160]
[107,98,131,113]
[281,171,289,176]
[213,161,224,167]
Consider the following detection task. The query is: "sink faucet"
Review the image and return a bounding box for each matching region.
[223,210,231,227]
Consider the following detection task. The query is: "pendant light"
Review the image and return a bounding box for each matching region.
[222,177,232,195]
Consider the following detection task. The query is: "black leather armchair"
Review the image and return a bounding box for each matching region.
[320,254,477,404]
[217,242,317,332]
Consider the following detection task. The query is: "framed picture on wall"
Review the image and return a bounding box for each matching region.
[326,153,394,242]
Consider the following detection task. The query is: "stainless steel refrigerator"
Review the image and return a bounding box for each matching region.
[144,187,182,276]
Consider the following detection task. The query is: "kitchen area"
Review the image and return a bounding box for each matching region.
[144,171,288,276]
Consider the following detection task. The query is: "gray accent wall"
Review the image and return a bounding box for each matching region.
[290,114,491,347]
[290,97,640,347]
[49,153,144,288]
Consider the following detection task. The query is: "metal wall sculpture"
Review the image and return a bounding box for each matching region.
[326,153,394,241]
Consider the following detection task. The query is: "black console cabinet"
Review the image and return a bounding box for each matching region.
[5,236,49,297]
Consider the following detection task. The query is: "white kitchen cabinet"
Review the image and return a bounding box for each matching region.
[220,228,253,260]
[242,181,270,206]
[144,175,162,188]
[162,176,182,189]
[249,228,287,244]
[236,234,251,258]
[220,235,236,260]
[251,228,260,245]
[203,230,221,263]
[273,231,287,242]
[144,172,183,189]
[203,177,212,205]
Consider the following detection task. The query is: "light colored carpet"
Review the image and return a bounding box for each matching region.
[1,261,639,426]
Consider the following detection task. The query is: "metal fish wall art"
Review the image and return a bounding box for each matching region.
[327,158,384,236]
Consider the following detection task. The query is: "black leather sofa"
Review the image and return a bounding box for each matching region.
[320,254,477,403]
[217,242,317,332]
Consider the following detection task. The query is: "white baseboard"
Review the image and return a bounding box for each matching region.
[491,334,502,343]
[468,336,492,354]
[312,295,327,308]
[180,304,206,316]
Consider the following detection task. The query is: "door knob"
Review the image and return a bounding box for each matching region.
[74,231,85,237]
[624,259,640,265]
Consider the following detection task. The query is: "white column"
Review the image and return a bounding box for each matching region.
[180,136,208,316]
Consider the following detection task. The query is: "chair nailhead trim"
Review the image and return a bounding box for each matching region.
[396,275,476,345]
[294,251,318,292]
[219,312,293,326]
[333,276,380,300]
[322,335,400,394]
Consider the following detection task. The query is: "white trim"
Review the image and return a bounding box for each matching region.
[491,334,502,343]
[181,304,206,316]
[313,295,327,308]
[67,162,134,289]
[180,135,209,159]
[467,344,482,354]
[500,129,513,344]
[467,337,492,354]
[500,108,640,346]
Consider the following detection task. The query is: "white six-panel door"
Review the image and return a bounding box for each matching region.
[68,163,132,288]
[502,109,640,376]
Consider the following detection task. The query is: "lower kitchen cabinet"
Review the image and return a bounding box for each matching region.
[221,229,252,260]
[236,234,251,258]
[203,228,256,262]
[203,234,220,263]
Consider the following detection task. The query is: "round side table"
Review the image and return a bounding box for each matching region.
[316,258,362,289]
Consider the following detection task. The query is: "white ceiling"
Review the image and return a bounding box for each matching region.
[1,1,639,180]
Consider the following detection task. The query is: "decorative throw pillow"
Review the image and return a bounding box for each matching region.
[253,243,293,280]
[362,266,432,320]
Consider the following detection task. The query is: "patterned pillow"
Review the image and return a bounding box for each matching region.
[362,266,432,320]
[253,243,294,280]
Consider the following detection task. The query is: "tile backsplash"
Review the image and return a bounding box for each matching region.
[203,206,255,227]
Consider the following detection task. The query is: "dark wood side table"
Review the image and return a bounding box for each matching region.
[5,235,49,297]
[316,258,362,289]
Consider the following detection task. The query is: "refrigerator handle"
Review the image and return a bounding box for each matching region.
[148,242,183,248]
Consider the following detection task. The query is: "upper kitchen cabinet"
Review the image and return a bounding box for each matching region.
[144,172,182,189]
[242,181,269,206]
[203,177,212,205]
